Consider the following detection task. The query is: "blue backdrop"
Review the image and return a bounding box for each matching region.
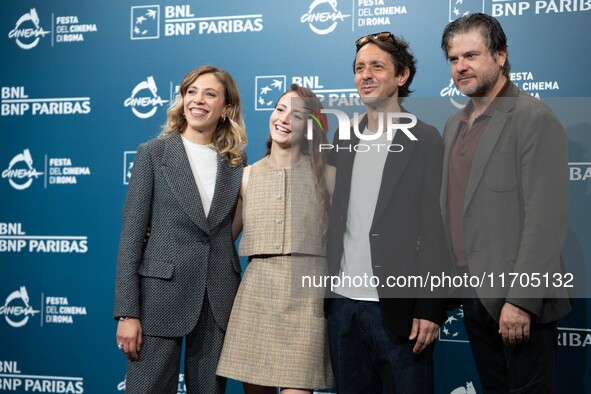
[1,1,590,393]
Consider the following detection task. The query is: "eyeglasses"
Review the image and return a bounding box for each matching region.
[355,32,393,49]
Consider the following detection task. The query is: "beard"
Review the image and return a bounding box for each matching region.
[456,66,501,98]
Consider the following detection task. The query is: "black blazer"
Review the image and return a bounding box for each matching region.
[326,114,450,337]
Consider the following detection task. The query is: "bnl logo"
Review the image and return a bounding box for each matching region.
[255,76,286,111]
[131,5,159,39]
[123,151,136,185]
[439,307,469,343]
[449,0,485,21]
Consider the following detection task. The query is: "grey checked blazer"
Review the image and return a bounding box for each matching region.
[114,132,243,336]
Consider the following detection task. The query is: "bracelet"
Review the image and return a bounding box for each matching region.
[118,316,132,321]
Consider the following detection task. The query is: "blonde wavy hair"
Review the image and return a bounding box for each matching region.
[160,65,246,167]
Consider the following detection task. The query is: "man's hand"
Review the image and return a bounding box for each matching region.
[498,302,531,346]
[409,318,439,354]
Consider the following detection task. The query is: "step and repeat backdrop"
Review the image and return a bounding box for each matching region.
[1,1,590,393]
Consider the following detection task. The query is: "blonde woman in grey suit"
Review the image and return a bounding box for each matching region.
[114,65,246,394]
[217,84,335,394]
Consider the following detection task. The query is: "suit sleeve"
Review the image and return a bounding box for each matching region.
[505,105,569,316]
[113,142,154,319]
[413,129,451,325]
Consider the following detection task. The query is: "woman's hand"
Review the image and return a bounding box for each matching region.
[116,318,142,361]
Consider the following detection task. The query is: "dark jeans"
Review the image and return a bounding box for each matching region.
[462,298,558,394]
[327,297,434,394]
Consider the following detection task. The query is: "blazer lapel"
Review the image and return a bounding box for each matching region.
[440,117,461,215]
[161,133,210,235]
[207,156,241,231]
[372,129,416,223]
[463,85,518,214]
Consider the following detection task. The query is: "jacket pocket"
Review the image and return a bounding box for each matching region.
[485,151,517,192]
[138,260,174,280]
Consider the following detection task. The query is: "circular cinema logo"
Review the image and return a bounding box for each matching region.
[0,286,40,328]
[8,8,50,50]
[300,0,350,35]
[124,76,168,119]
[1,149,44,190]
[440,78,469,109]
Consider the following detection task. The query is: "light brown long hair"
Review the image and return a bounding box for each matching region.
[266,84,330,238]
[161,65,246,167]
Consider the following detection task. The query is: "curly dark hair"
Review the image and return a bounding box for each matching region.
[353,32,417,98]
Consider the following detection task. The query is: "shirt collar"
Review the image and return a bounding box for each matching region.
[459,78,511,122]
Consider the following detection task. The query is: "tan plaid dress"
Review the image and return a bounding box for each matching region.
[217,156,334,389]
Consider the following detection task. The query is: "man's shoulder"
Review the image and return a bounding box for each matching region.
[492,82,554,120]
[514,88,554,116]
[413,117,442,142]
